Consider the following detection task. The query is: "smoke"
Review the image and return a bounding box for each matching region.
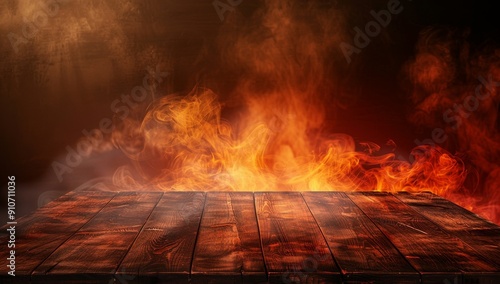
[112,0,411,193]
[404,26,500,222]
[5,1,496,222]
[213,0,348,159]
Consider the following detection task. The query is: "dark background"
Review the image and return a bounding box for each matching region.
[1,0,498,218]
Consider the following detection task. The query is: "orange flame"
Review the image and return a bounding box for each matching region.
[110,1,498,225]
[112,88,466,193]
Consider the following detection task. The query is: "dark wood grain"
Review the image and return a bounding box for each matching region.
[3,191,500,283]
[255,192,341,283]
[347,192,500,284]
[302,192,419,284]
[116,192,205,283]
[31,192,162,282]
[191,192,266,283]
[396,191,500,284]
[0,191,116,282]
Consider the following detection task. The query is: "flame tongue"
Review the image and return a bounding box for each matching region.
[111,0,466,192]
[110,0,497,225]
[113,88,466,195]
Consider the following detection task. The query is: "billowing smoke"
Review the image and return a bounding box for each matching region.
[404,27,500,222]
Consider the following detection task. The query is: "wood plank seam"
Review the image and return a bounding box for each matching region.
[254,192,341,283]
[29,191,118,280]
[32,192,164,279]
[253,192,269,281]
[3,190,498,283]
[347,192,500,283]
[188,192,208,281]
[113,192,165,279]
[299,192,342,276]
[394,192,500,271]
[344,192,424,282]
[392,192,500,273]
[115,192,205,281]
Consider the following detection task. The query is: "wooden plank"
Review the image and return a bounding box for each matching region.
[3,190,499,283]
[0,190,116,234]
[116,192,205,284]
[302,192,419,284]
[347,192,499,284]
[191,192,266,283]
[396,192,500,284]
[31,192,162,283]
[0,191,116,283]
[255,192,341,283]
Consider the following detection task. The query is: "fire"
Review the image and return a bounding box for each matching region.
[404,27,500,224]
[109,0,498,225]
[112,88,466,193]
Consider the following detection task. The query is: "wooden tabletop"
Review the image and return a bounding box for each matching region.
[1,191,499,283]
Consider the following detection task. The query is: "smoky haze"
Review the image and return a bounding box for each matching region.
[0,0,498,221]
